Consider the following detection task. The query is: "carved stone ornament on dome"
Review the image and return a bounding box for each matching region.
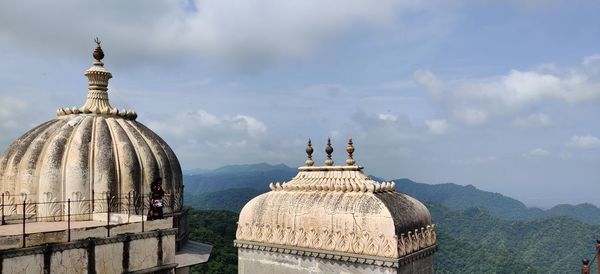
[271,139,397,193]
[235,222,436,259]
[239,138,437,265]
[56,38,138,120]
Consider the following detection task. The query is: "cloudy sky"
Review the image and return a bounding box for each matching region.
[1,1,599,208]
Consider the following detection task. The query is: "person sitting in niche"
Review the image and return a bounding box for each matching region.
[147,178,166,220]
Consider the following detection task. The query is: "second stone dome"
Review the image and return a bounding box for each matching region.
[0,42,183,220]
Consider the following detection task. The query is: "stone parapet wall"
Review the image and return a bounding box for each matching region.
[0,228,177,274]
[0,217,171,250]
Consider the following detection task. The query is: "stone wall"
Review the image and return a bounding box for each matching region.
[0,229,177,274]
[238,246,435,274]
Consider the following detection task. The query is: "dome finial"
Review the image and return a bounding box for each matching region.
[93,37,104,62]
[346,137,355,166]
[325,138,334,166]
[56,41,137,119]
[305,139,314,166]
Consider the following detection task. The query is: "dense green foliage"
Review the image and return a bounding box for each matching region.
[186,188,264,212]
[428,202,600,273]
[188,210,238,274]
[187,205,600,273]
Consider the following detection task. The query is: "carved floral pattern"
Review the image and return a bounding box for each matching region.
[20,193,36,214]
[94,191,107,213]
[40,192,61,220]
[236,222,436,258]
[71,191,90,218]
[1,191,17,215]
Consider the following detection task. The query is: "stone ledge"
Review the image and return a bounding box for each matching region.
[123,263,178,274]
[234,239,437,268]
[0,228,177,259]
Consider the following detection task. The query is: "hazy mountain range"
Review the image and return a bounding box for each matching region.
[184,163,600,225]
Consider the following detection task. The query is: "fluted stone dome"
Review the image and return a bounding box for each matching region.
[0,42,183,220]
[235,139,436,267]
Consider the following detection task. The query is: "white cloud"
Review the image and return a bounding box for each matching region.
[413,69,443,98]
[233,115,267,137]
[511,113,551,128]
[415,55,600,126]
[377,113,398,122]
[524,148,550,157]
[425,119,448,134]
[148,108,266,143]
[144,108,281,168]
[454,108,487,126]
[583,54,600,66]
[567,135,600,149]
[0,0,420,69]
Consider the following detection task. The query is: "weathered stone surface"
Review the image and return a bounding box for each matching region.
[96,242,124,274]
[50,248,88,274]
[2,254,44,274]
[163,234,176,264]
[239,248,434,274]
[129,237,159,271]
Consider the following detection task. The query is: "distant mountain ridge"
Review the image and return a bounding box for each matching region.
[183,163,297,195]
[183,163,600,224]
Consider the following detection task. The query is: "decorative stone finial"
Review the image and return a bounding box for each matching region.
[93,37,104,61]
[325,138,334,166]
[346,137,355,166]
[305,139,314,166]
[56,39,137,120]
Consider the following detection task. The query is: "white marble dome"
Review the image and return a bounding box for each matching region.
[0,44,183,220]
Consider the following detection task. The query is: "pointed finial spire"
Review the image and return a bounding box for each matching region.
[305,139,314,166]
[325,138,334,166]
[346,137,355,166]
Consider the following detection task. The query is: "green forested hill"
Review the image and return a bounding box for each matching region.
[187,206,600,274]
[185,188,264,212]
[428,202,600,273]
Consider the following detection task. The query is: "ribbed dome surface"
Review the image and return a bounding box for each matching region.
[0,43,183,220]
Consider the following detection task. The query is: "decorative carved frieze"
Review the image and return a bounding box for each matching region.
[236,222,436,259]
[269,180,396,193]
[234,240,438,268]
